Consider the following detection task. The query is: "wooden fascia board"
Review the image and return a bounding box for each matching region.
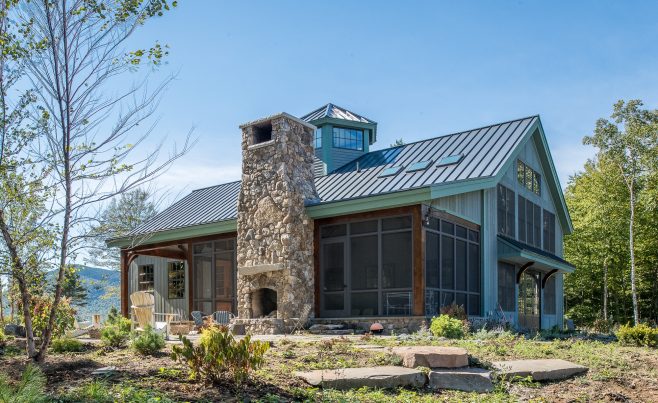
[498,238,575,273]
[107,219,238,249]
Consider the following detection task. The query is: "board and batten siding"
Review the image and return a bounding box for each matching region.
[430,190,482,225]
[129,255,189,319]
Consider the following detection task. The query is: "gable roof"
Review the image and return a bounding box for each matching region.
[301,103,376,124]
[115,114,571,244]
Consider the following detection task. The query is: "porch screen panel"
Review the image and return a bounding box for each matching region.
[192,239,237,315]
[351,234,378,315]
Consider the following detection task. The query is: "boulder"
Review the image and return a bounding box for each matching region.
[3,324,26,337]
[294,366,426,390]
[429,368,493,393]
[391,346,469,368]
[491,359,588,381]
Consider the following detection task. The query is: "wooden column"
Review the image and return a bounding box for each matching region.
[186,243,193,319]
[412,204,425,316]
[120,249,129,317]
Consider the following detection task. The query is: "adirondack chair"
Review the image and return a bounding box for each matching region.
[130,291,174,338]
[288,304,312,335]
[212,310,234,325]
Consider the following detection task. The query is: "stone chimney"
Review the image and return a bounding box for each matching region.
[236,113,317,329]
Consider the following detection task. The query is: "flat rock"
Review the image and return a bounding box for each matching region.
[491,359,588,381]
[91,366,118,377]
[308,324,344,331]
[391,346,469,368]
[429,368,493,393]
[294,366,426,390]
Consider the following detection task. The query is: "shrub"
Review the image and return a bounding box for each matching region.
[430,315,465,339]
[19,295,76,338]
[616,323,658,347]
[592,318,614,334]
[0,328,6,346]
[51,337,85,353]
[0,364,47,402]
[440,303,467,321]
[101,317,131,348]
[131,325,165,356]
[171,326,269,385]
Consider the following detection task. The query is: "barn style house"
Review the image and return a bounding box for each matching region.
[108,104,574,334]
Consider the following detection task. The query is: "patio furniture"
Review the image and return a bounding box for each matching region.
[288,304,312,335]
[169,320,195,336]
[212,310,234,325]
[191,311,205,327]
[130,291,177,339]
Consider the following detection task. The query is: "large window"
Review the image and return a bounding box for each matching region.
[518,196,542,247]
[192,238,236,314]
[497,184,515,237]
[314,128,322,149]
[425,217,481,316]
[544,275,556,315]
[319,215,413,317]
[138,264,154,291]
[543,210,556,253]
[168,261,186,299]
[517,160,541,196]
[332,127,364,150]
[497,262,516,311]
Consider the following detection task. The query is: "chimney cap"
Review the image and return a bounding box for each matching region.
[239,112,317,131]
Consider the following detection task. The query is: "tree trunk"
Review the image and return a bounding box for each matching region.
[0,277,4,321]
[603,258,608,322]
[629,182,639,326]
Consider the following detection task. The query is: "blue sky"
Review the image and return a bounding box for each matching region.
[128,0,658,198]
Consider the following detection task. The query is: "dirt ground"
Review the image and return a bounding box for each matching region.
[1,335,657,402]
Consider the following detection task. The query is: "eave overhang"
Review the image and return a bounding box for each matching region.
[498,235,575,273]
[106,219,238,249]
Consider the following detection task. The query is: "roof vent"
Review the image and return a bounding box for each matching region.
[406,160,432,172]
[437,154,463,167]
[379,166,403,178]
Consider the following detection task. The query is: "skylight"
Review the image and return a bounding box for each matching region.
[406,160,432,172]
[379,166,403,178]
[437,154,463,167]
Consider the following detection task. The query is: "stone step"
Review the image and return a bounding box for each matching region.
[308,329,354,335]
[294,366,426,390]
[391,346,469,368]
[429,368,493,393]
[491,359,588,381]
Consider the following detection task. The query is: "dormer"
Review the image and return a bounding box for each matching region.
[301,103,377,174]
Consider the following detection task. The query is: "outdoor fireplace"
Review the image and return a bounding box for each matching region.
[251,288,277,318]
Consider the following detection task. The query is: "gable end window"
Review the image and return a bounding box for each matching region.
[333,127,364,151]
[518,196,542,248]
[497,184,515,237]
[517,160,541,196]
[168,261,186,299]
[543,210,556,253]
[138,264,154,291]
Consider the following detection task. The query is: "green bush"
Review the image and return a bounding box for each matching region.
[51,337,85,353]
[616,323,658,347]
[131,325,165,356]
[439,303,467,321]
[19,295,76,338]
[101,317,131,348]
[171,326,269,385]
[0,364,47,402]
[430,314,466,339]
[0,328,6,346]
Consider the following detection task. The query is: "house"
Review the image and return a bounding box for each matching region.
[107,104,574,334]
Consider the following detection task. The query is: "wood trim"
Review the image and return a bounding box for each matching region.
[314,205,417,227]
[426,208,481,231]
[123,231,238,253]
[186,242,193,319]
[313,219,321,317]
[412,204,424,316]
[128,248,186,261]
[516,261,535,284]
[542,269,559,289]
[120,250,129,317]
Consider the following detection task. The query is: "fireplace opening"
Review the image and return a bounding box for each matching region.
[251,288,277,318]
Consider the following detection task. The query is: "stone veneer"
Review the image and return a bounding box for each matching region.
[235,113,317,334]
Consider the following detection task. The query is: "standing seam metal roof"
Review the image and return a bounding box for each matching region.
[301,103,376,124]
[126,116,537,236]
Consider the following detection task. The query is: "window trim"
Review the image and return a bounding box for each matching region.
[314,128,322,149]
[167,261,186,299]
[332,126,364,151]
[137,264,154,292]
[517,159,541,196]
[497,184,515,237]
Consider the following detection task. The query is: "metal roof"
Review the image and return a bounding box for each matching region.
[127,181,240,236]
[126,115,537,237]
[301,103,376,124]
[314,116,538,203]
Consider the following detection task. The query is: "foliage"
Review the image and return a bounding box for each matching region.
[58,266,88,307]
[50,337,85,353]
[171,326,269,385]
[616,323,658,347]
[101,316,132,348]
[390,138,405,147]
[57,379,176,403]
[591,318,615,334]
[0,327,5,345]
[131,325,165,355]
[18,295,75,339]
[430,315,466,339]
[0,364,47,403]
[440,303,468,321]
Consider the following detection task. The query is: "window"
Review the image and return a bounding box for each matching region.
[518,196,542,248]
[437,154,463,167]
[517,160,541,196]
[193,239,236,314]
[168,261,185,299]
[543,275,556,315]
[138,264,154,291]
[497,185,515,237]
[332,127,364,150]
[543,210,556,253]
[314,128,322,149]
[425,217,481,316]
[379,166,403,177]
[407,160,432,172]
[497,262,516,311]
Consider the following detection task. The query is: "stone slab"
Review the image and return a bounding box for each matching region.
[491,359,588,381]
[237,263,284,275]
[294,366,426,390]
[391,346,469,368]
[429,368,493,393]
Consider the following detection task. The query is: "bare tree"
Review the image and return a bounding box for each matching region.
[13,0,191,361]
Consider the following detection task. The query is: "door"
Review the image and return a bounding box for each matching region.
[518,270,540,330]
[320,240,347,317]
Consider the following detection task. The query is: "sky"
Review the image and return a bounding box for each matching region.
[124,0,658,202]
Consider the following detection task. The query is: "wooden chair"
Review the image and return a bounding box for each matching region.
[288,304,312,335]
[130,291,175,338]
